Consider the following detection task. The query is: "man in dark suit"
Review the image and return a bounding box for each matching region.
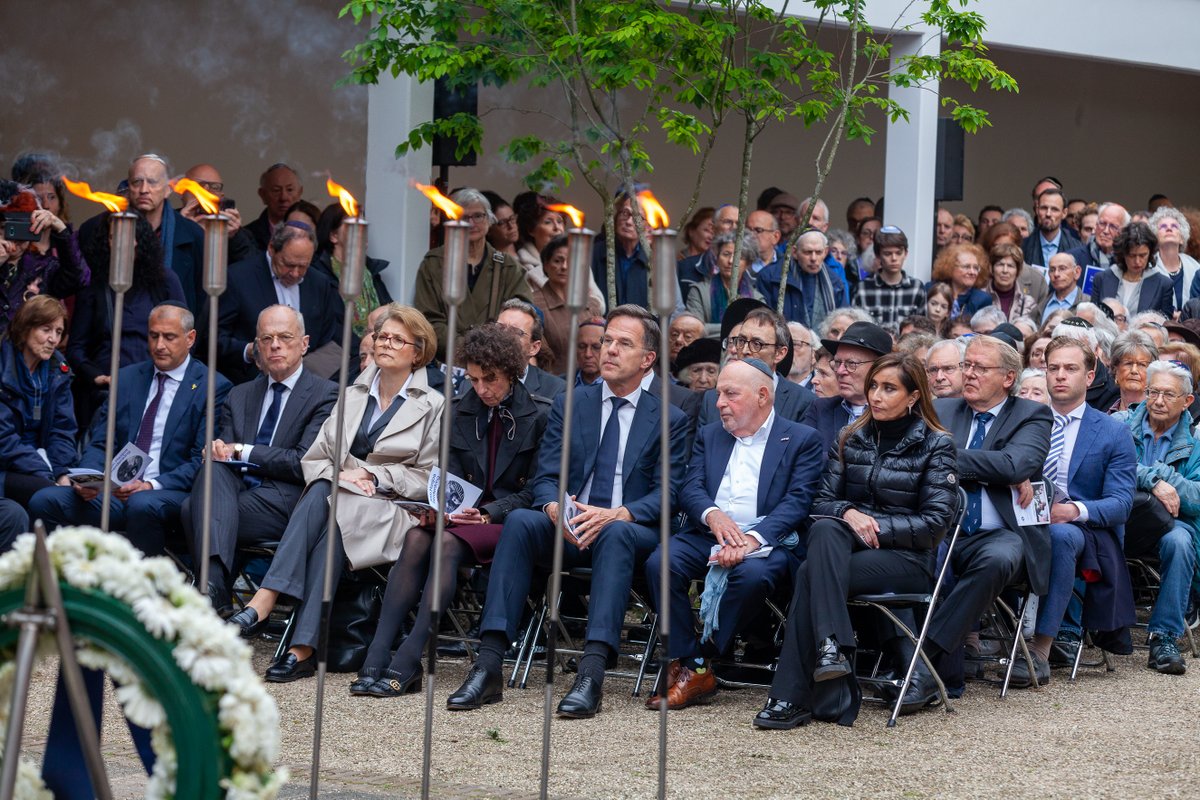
[495,299,566,401]
[697,302,814,428]
[181,305,337,612]
[447,305,689,718]
[1010,336,1136,686]
[29,303,231,555]
[1021,188,1082,268]
[244,163,303,252]
[644,358,823,709]
[902,334,1052,711]
[803,320,891,453]
[217,222,341,384]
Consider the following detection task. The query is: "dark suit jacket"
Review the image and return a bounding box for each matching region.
[802,395,851,455]
[1021,228,1082,268]
[698,376,815,430]
[524,365,566,401]
[649,374,704,421]
[933,395,1053,594]
[530,383,690,525]
[1090,268,1175,318]
[679,417,824,546]
[219,368,337,490]
[217,255,342,384]
[81,358,231,493]
[245,209,274,252]
[1062,404,1137,631]
[449,381,551,524]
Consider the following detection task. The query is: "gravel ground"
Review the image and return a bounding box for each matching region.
[16,634,1200,799]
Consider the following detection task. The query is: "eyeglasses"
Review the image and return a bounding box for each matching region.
[831,357,874,373]
[375,333,416,349]
[1113,315,1128,323]
[496,323,530,339]
[1147,389,1186,402]
[463,212,490,224]
[599,335,644,352]
[722,336,779,354]
[961,361,1007,375]
[196,180,224,193]
[1096,221,1122,233]
[927,363,962,376]
[494,216,518,228]
[256,333,299,347]
[748,226,777,235]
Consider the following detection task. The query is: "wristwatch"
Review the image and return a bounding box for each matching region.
[481,512,491,524]
[233,444,244,460]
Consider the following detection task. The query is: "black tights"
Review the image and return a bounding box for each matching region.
[362,528,468,677]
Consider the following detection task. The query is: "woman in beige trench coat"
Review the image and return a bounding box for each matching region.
[229,304,444,682]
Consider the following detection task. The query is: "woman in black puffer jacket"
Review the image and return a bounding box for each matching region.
[754,352,958,730]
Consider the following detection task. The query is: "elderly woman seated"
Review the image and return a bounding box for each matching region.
[1108,330,1159,414]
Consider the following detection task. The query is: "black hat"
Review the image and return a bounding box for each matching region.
[1166,322,1200,349]
[673,337,722,375]
[821,321,891,358]
[718,298,794,377]
[989,322,1024,350]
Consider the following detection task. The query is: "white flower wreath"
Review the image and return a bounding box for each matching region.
[0,526,286,799]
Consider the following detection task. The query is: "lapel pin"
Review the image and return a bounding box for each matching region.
[191,383,197,390]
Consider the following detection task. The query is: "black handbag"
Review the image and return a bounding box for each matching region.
[1124,490,1174,558]
[325,573,385,673]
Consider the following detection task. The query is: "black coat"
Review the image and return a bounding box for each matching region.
[813,416,958,551]
[448,381,551,524]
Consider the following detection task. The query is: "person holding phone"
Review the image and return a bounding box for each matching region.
[754,353,958,729]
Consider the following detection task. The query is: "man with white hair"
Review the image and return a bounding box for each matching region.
[1113,360,1200,675]
[1066,202,1129,274]
[756,230,847,331]
[786,321,816,386]
[925,338,966,399]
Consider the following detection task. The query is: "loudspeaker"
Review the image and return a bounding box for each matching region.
[935,117,964,202]
[432,77,478,168]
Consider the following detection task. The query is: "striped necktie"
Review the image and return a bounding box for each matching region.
[1043,412,1070,500]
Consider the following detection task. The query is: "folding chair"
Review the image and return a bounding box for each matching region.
[1127,557,1200,657]
[849,486,968,726]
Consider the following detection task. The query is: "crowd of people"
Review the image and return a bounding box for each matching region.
[1,151,1198,760]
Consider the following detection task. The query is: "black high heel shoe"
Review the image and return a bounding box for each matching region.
[349,667,382,696]
[366,667,423,697]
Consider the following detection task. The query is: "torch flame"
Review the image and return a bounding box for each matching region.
[61,177,128,213]
[170,178,221,215]
[412,181,463,220]
[547,203,584,229]
[637,190,670,229]
[326,176,360,218]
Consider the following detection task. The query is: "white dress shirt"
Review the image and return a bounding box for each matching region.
[366,369,414,430]
[242,366,305,461]
[579,382,642,508]
[702,411,775,544]
[142,356,191,488]
[1051,400,1090,521]
[972,398,1008,532]
[268,253,301,310]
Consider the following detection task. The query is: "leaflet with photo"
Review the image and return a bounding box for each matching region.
[67,443,152,487]
[393,467,483,515]
[1012,480,1051,526]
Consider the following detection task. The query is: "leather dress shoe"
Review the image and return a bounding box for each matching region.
[349,668,381,696]
[207,583,234,619]
[227,606,269,639]
[752,698,812,730]
[556,675,603,718]
[662,665,718,710]
[446,665,503,710]
[1048,637,1081,668]
[1008,652,1050,688]
[645,659,682,709]
[367,667,423,697]
[265,652,316,683]
[898,662,940,715]
[813,637,851,682]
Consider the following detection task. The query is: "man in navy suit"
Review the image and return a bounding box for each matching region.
[804,320,892,453]
[447,304,689,718]
[217,222,341,384]
[644,358,823,709]
[902,335,1052,712]
[181,305,337,612]
[1010,337,1136,687]
[29,302,231,555]
[697,302,814,427]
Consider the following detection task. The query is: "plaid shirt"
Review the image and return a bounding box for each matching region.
[853,271,926,333]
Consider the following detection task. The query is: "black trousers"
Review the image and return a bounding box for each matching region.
[926,527,1026,655]
[770,519,931,706]
[180,464,295,579]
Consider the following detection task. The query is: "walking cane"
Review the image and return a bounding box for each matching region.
[538,206,593,800]
[420,208,470,800]
[309,180,366,800]
[99,211,136,532]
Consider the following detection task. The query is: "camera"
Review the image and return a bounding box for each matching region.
[220,197,236,211]
[2,212,39,242]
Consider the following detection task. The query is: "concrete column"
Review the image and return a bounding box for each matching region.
[883,32,941,282]
[365,71,434,303]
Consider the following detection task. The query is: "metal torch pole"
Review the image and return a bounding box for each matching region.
[309,216,367,800]
[99,212,136,532]
[420,219,470,800]
[538,226,595,800]
[650,227,677,800]
[198,214,228,592]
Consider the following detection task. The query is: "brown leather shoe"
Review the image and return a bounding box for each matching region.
[663,665,718,710]
[645,659,682,709]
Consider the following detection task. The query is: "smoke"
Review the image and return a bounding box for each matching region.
[84,120,144,185]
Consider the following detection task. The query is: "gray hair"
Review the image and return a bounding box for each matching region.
[499,297,543,342]
[797,229,829,250]
[800,196,829,218]
[1149,206,1191,244]
[1097,202,1131,227]
[451,188,495,225]
[1130,310,1169,329]
[819,306,872,338]
[971,306,1007,331]
[1051,320,1099,353]
[670,310,705,327]
[711,230,759,263]
[1110,329,1158,368]
[257,304,306,337]
[786,320,813,346]
[967,336,1023,395]
[928,337,968,362]
[1002,207,1035,231]
[1073,302,1118,356]
[270,221,317,252]
[1012,316,1039,339]
[1018,367,1045,384]
[827,228,858,258]
[150,301,194,333]
[129,152,171,176]
[1147,358,1194,396]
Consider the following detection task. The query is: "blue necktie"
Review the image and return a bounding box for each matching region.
[1043,412,1069,501]
[254,383,287,446]
[963,411,994,534]
[588,397,628,508]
